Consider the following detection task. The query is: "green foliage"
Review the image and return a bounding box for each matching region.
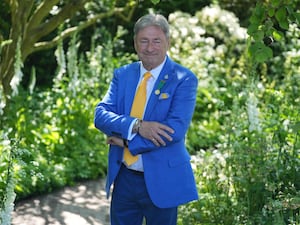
[247,0,300,63]
[180,79,300,224]
[0,27,134,199]
[170,6,300,225]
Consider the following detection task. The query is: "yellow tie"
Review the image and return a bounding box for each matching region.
[123,72,152,165]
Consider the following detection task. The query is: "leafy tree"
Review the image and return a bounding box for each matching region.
[0,0,137,114]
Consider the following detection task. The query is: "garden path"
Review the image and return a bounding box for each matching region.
[11,178,110,225]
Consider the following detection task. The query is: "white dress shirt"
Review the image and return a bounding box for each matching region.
[125,57,167,171]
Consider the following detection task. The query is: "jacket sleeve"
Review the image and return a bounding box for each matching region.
[94,69,134,139]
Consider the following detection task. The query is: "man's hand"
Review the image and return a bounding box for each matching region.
[107,121,174,148]
[139,121,174,146]
[107,136,124,147]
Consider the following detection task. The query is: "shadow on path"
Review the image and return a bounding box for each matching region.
[12,178,110,225]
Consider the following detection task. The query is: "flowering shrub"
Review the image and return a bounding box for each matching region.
[168,6,248,151]
[170,6,300,225]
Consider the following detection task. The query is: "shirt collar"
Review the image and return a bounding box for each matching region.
[140,56,167,80]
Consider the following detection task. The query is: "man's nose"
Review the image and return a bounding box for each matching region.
[146,41,155,51]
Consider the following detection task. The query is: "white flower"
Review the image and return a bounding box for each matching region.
[246,92,261,132]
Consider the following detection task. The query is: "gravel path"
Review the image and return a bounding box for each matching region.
[11,178,110,225]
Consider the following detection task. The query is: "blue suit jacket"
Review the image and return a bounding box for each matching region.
[94,56,199,208]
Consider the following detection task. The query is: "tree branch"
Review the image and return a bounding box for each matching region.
[31,8,122,53]
[116,2,136,22]
[35,0,89,36]
[22,0,88,58]
[26,0,60,32]
[18,0,35,23]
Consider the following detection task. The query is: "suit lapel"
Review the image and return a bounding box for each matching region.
[144,58,175,119]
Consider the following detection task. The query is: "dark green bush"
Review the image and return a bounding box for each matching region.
[168,7,248,151]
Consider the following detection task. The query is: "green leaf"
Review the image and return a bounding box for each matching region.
[268,8,275,17]
[248,42,258,58]
[250,14,260,25]
[248,3,265,29]
[247,23,259,35]
[252,30,264,41]
[286,5,293,14]
[249,42,273,63]
[254,3,265,19]
[272,29,284,41]
[272,0,281,7]
[278,19,289,30]
[258,45,273,62]
[294,12,300,25]
[275,7,287,21]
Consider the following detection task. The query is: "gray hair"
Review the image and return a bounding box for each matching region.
[134,14,170,39]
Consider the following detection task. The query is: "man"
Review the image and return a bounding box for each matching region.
[94,13,198,225]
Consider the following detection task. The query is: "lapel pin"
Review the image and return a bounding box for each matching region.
[159,93,169,100]
[155,79,166,95]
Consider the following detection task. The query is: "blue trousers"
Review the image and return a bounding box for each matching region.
[110,164,177,225]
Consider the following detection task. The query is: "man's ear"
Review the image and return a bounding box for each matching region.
[167,38,171,49]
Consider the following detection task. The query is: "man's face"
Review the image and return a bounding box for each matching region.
[134,25,169,71]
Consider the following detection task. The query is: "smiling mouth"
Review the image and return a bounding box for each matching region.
[144,54,159,58]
